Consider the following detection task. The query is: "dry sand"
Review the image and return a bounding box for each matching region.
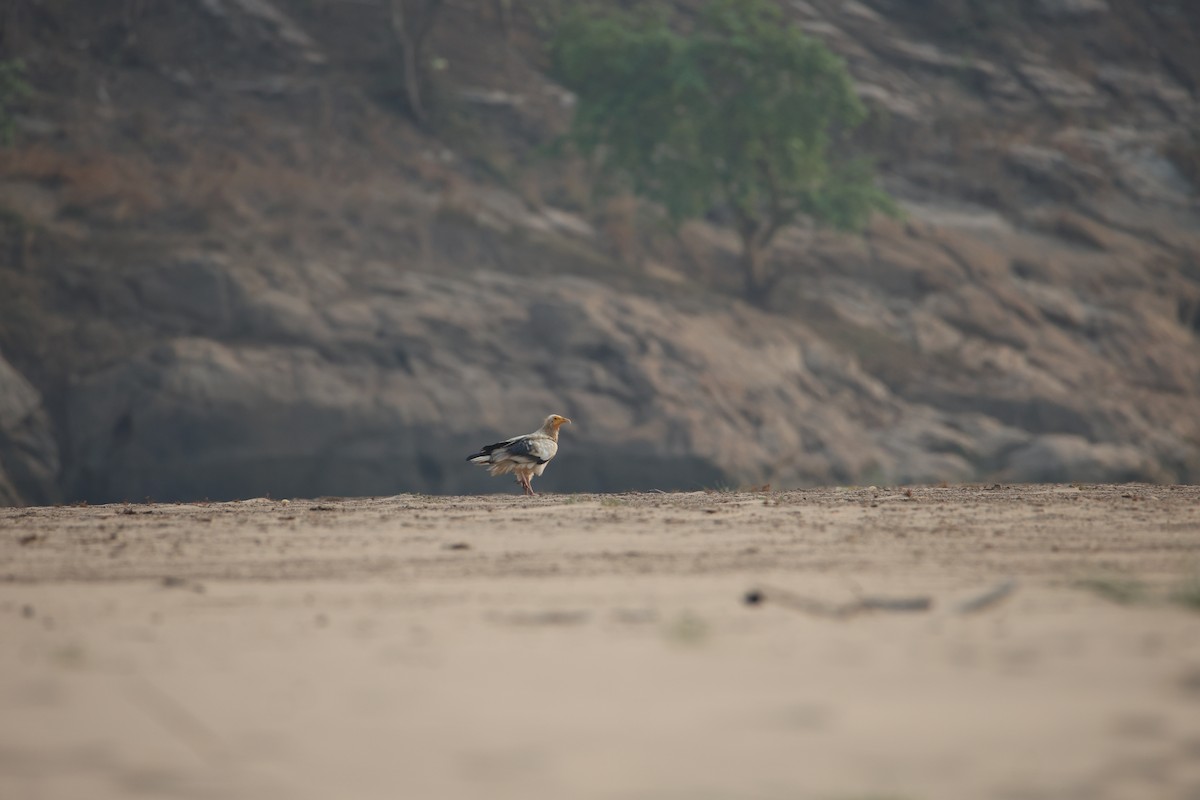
[2,484,1200,800]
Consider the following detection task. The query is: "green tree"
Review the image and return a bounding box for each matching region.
[0,59,31,145]
[551,0,894,305]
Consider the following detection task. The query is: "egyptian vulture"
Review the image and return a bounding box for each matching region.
[466,414,571,496]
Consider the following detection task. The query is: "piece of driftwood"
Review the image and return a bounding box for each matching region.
[956,579,1018,614]
[747,585,932,619]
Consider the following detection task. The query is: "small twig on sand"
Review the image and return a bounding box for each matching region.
[747,585,932,619]
[956,579,1018,614]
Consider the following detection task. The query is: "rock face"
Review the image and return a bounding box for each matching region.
[1,0,1199,502]
[0,354,60,507]
[63,271,891,500]
[62,259,1188,502]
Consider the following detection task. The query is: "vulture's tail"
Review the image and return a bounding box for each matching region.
[467,442,503,463]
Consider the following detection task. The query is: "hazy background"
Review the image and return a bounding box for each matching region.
[0,0,1198,505]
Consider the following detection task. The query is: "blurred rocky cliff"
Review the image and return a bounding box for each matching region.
[0,0,1197,504]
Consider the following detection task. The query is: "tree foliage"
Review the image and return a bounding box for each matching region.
[0,59,30,145]
[551,0,894,304]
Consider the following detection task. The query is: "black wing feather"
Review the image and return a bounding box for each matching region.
[466,437,517,462]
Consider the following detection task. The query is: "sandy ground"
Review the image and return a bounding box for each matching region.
[2,483,1200,800]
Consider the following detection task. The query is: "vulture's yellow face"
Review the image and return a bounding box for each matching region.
[547,414,572,430]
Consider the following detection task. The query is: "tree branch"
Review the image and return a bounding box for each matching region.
[387,0,443,127]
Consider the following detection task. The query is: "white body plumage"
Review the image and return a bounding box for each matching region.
[466,414,571,496]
